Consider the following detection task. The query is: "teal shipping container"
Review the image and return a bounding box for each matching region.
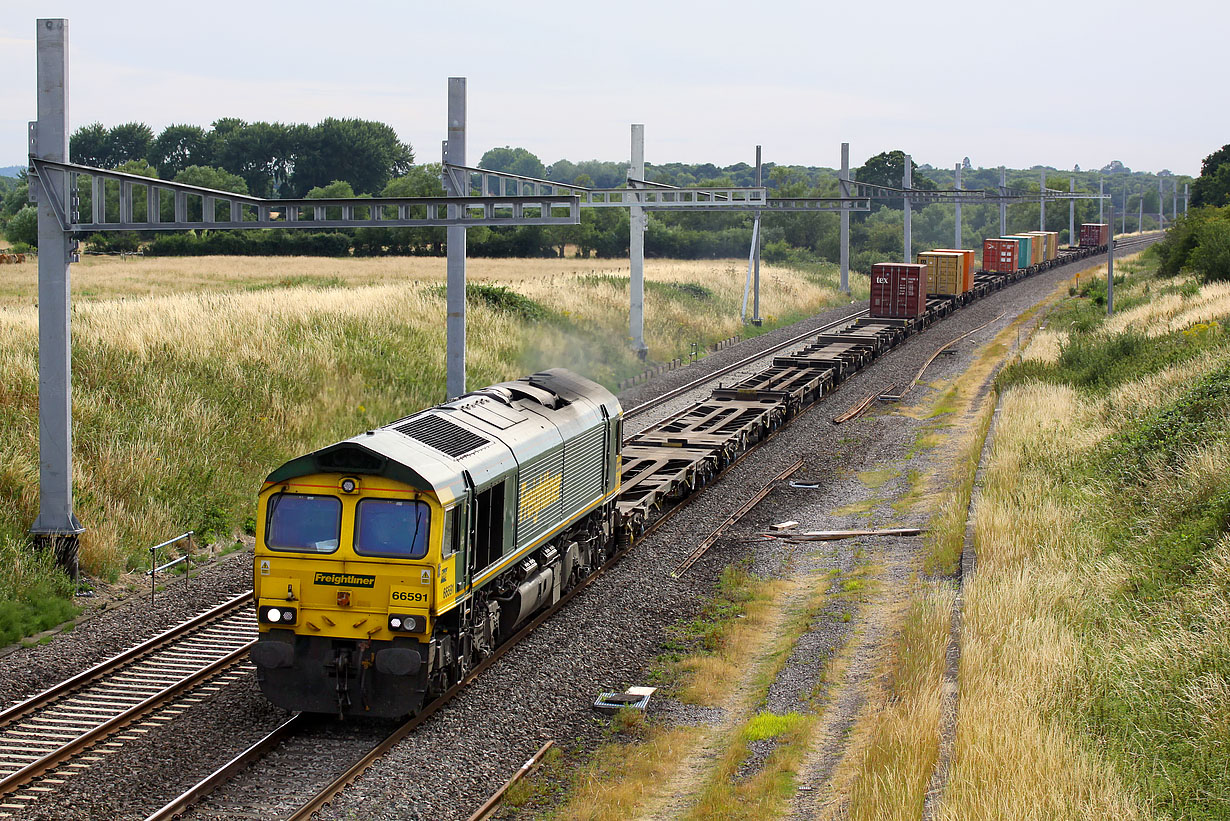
[1002,235,1032,268]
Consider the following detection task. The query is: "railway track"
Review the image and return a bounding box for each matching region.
[25,233,1164,820]
[0,592,255,816]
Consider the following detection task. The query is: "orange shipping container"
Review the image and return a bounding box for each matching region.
[917,251,966,296]
[932,248,975,291]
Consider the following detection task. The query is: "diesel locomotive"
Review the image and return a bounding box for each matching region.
[250,369,622,717]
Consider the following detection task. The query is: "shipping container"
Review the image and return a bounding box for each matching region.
[932,248,975,291]
[982,238,1018,273]
[1002,235,1032,268]
[1028,233,1044,264]
[870,263,926,318]
[1044,231,1059,259]
[917,251,966,296]
[1079,223,1110,247]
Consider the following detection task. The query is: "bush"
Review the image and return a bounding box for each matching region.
[1188,219,1230,281]
[1155,206,1230,279]
[145,229,352,257]
[5,205,37,247]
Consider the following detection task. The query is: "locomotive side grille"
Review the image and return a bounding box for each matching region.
[393,414,489,459]
[515,449,565,549]
[562,424,606,515]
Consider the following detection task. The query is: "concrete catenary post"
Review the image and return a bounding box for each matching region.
[1099,175,1104,222]
[443,77,467,400]
[999,166,1007,237]
[1107,205,1115,315]
[1138,195,1143,234]
[1158,177,1164,230]
[1039,168,1046,231]
[954,162,962,248]
[839,143,850,294]
[1185,183,1189,215]
[629,124,647,357]
[752,144,762,323]
[1069,176,1075,246]
[903,155,912,262]
[30,18,84,578]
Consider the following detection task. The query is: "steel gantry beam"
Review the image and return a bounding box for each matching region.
[27,158,580,233]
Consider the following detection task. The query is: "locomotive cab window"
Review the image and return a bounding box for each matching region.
[266,494,341,553]
[441,506,460,558]
[354,499,431,559]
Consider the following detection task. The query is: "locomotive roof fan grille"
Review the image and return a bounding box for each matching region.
[394,414,489,458]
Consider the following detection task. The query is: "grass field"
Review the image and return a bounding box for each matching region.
[0,253,865,642]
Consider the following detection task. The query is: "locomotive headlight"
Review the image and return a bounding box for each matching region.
[340,477,357,493]
[388,614,421,633]
[260,605,297,624]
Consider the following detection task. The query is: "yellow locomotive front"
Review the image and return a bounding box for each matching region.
[250,369,623,718]
[252,469,460,717]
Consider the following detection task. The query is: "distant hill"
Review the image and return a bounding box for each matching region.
[0,165,23,178]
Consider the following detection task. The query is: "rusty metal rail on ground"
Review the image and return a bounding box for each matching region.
[671,458,805,577]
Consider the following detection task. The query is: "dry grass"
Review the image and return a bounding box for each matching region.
[844,585,953,821]
[549,728,701,821]
[938,383,1144,819]
[1021,327,1065,363]
[1102,280,1230,337]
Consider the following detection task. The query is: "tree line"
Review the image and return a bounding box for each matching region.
[0,117,1201,267]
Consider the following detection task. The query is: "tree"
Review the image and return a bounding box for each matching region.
[1101,160,1130,175]
[174,165,248,194]
[855,150,935,210]
[1192,144,1230,208]
[214,121,298,197]
[173,166,249,222]
[150,125,213,178]
[5,206,37,247]
[70,122,110,167]
[305,180,356,199]
[478,147,546,180]
[105,123,155,167]
[289,119,413,197]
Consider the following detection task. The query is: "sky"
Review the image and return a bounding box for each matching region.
[0,0,1220,178]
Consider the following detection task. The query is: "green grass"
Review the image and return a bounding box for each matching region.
[997,251,1230,815]
[741,711,806,742]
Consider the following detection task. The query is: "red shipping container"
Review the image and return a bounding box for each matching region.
[870,263,926,319]
[982,238,1018,273]
[1079,223,1110,247]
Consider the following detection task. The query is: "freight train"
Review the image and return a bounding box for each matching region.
[250,227,1112,718]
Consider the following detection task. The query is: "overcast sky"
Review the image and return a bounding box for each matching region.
[0,1,1218,177]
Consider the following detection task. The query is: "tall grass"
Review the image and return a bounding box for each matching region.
[942,260,1230,818]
